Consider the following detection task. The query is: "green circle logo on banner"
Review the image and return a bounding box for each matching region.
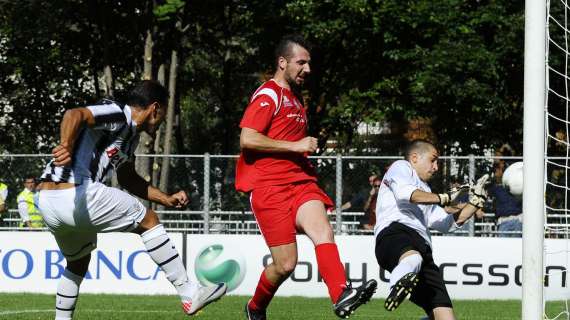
[194,244,246,292]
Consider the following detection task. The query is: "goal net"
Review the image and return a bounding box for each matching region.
[542,0,570,318]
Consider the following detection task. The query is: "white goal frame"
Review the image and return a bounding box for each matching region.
[522,0,547,319]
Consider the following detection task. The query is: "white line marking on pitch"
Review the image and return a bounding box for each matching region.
[0,309,178,316]
[0,310,52,315]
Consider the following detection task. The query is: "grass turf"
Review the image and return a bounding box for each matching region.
[0,293,566,319]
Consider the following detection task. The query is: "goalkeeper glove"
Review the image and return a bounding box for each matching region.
[469,174,490,208]
[438,184,470,206]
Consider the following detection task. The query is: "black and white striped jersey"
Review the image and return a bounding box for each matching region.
[40,99,140,185]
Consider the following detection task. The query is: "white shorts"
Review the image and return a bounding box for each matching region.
[38,181,146,261]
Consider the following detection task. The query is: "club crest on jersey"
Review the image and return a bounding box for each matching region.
[293,99,301,109]
[106,146,119,158]
[106,146,128,168]
[283,96,294,108]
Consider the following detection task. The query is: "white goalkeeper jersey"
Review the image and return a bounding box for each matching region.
[373,160,456,247]
[40,99,139,185]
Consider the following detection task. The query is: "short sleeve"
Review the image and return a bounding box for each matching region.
[126,135,139,163]
[386,161,418,202]
[106,129,138,170]
[428,205,456,232]
[87,103,127,131]
[239,96,277,134]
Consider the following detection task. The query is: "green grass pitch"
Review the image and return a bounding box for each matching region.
[0,293,566,319]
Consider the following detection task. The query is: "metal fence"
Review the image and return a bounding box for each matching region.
[1,153,564,238]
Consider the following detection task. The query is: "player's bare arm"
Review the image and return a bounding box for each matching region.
[410,189,441,204]
[116,162,189,208]
[448,202,482,225]
[240,127,317,153]
[444,174,489,224]
[411,183,470,207]
[53,108,96,166]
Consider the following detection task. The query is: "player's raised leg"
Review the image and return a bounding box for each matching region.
[134,208,227,315]
[296,200,377,318]
[245,242,297,320]
[384,250,422,311]
[54,255,90,320]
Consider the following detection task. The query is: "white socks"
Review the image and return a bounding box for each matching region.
[141,224,199,299]
[389,253,423,289]
[55,269,83,320]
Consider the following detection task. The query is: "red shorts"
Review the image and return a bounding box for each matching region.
[250,181,334,247]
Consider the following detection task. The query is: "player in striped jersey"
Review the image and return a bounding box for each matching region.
[37,81,226,320]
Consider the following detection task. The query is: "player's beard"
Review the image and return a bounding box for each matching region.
[286,73,304,98]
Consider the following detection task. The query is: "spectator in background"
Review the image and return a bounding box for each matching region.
[488,144,522,237]
[493,144,515,178]
[0,181,7,223]
[17,176,43,228]
[361,177,381,230]
[488,174,522,238]
[547,130,567,210]
[341,174,378,212]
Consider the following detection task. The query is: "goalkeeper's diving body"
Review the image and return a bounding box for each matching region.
[374,139,488,320]
[37,81,227,320]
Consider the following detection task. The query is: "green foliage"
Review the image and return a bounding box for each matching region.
[0,0,525,156]
[154,0,185,21]
[0,0,153,153]
[283,0,524,154]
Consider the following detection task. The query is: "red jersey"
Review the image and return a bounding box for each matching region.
[235,79,317,192]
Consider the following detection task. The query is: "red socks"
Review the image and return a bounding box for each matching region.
[249,243,347,310]
[248,270,278,311]
[315,243,347,303]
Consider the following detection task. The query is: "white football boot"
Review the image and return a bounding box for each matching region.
[182,283,228,315]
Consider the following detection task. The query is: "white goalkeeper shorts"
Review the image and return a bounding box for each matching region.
[38,180,147,261]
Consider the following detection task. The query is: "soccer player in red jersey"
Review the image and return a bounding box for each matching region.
[236,34,377,320]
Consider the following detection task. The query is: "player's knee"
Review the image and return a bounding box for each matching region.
[432,307,455,320]
[306,223,335,245]
[403,252,423,265]
[67,254,91,277]
[314,232,334,246]
[322,225,335,241]
[400,252,423,273]
[137,209,160,231]
[274,257,297,276]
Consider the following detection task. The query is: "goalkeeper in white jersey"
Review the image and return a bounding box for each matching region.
[37,80,226,320]
[374,140,488,320]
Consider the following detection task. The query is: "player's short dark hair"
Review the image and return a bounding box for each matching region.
[405,139,436,161]
[274,34,312,67]
[126,80,168,108]
[24,175,36,182]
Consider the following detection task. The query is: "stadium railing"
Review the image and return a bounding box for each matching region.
[1,153,562,238]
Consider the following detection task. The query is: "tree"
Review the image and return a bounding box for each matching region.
[283,0,524,154]
[1,0,525,159]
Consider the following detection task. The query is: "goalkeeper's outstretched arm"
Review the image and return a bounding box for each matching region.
[447,203,484,226]
[410,183,470,207]
[448,174,490,225]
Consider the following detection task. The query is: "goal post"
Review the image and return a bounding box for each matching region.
[522,0,547,318]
